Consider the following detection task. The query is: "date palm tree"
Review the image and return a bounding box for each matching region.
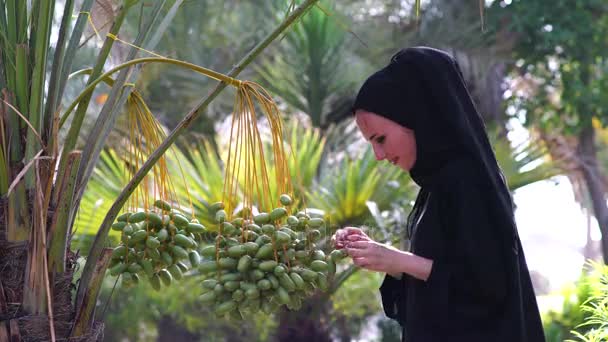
[0,0,320,339]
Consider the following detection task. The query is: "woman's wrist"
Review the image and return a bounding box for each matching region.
[393,249,433,281]
[386,247,408,278]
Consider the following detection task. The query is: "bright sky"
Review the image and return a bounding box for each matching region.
[508,119,600,292]
[514,176,599,291]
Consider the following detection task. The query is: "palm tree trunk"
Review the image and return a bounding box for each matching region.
[452,52,509,134]
[582,208,601,264]
[0,206,104,341]
[578,123,608,263]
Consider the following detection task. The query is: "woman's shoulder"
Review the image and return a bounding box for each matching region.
[435,156,482,182]
[431,157,491,196]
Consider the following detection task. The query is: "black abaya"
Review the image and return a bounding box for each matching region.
[380,157,545,341]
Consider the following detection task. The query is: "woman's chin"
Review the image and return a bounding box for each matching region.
[397,163,408,172]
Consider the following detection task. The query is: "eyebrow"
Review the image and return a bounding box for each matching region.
[368,133,377,141]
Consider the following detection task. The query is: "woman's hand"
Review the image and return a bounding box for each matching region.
[332,226,434,280]
[332,227,370,249]
[332,227,401,274]
[345,239,405,275]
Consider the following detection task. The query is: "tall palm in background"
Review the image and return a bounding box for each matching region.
[256,0,362,128]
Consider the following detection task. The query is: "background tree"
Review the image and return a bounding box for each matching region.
[491,0,608,262]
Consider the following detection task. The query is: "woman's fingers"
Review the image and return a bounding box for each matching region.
[332,229,347,246]
[345,240,369,249]
[334,227,368,246]
[346,240,374,258]
[332,239,343,249]
[334,229,351,241]
[352,257,367,267]
[343,227,365,236]
[346,247,365,258]
[345,234,368,242]
[334,227,373,252]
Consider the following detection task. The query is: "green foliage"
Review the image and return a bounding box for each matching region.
[101,275,277,341]
[310,148,415,226]
[495,0,607,63]
[257,119,327,208]
[377,317,402,342]
[168,140,232,229]
[567,262,608,342]
[595,124,608,176]
[256,1,360,127]
[543,282,592,342]
[542,262,608,342]
[331,269,384,337]
[489,129,559,191]
[138,0,287,133]
[74,149,124,238]
[492,0,608,132]
[285,121,326,191]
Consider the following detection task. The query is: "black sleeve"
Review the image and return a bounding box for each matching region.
[379,273,407,326]
[427,173,508,306]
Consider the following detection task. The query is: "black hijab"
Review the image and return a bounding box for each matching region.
[353,46,518,249]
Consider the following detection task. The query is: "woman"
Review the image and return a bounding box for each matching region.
[333,47,545,341]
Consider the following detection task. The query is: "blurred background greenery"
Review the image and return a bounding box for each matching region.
[63,0,608,340]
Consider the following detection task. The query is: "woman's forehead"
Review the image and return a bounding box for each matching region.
[356,111,389,133]
[355,111,374,134]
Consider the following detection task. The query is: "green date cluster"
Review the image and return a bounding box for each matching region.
[109,199,206,289]
[198,194,347,318]
[108,194,348,317]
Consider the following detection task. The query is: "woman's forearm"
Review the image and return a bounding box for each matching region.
[389,251,434,281]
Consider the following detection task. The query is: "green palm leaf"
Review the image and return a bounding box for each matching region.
[73,149,126,251]
[491,131,560,191]
[168,139,232,229]
[287,121,326,190]
[310,148,414,226]
[263,121,326,208]
[256,1,357,127]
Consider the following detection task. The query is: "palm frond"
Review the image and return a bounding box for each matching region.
[491,130,560,191]
[168,139,231,228]
[310,148,411,225]
[256,1,356,127]
[73,149,125,250]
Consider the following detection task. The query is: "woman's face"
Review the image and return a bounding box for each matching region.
[355,110,417,171]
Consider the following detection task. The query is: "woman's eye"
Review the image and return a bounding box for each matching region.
[376,136,385,144]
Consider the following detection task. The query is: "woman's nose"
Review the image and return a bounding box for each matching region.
[372,144,385,161]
